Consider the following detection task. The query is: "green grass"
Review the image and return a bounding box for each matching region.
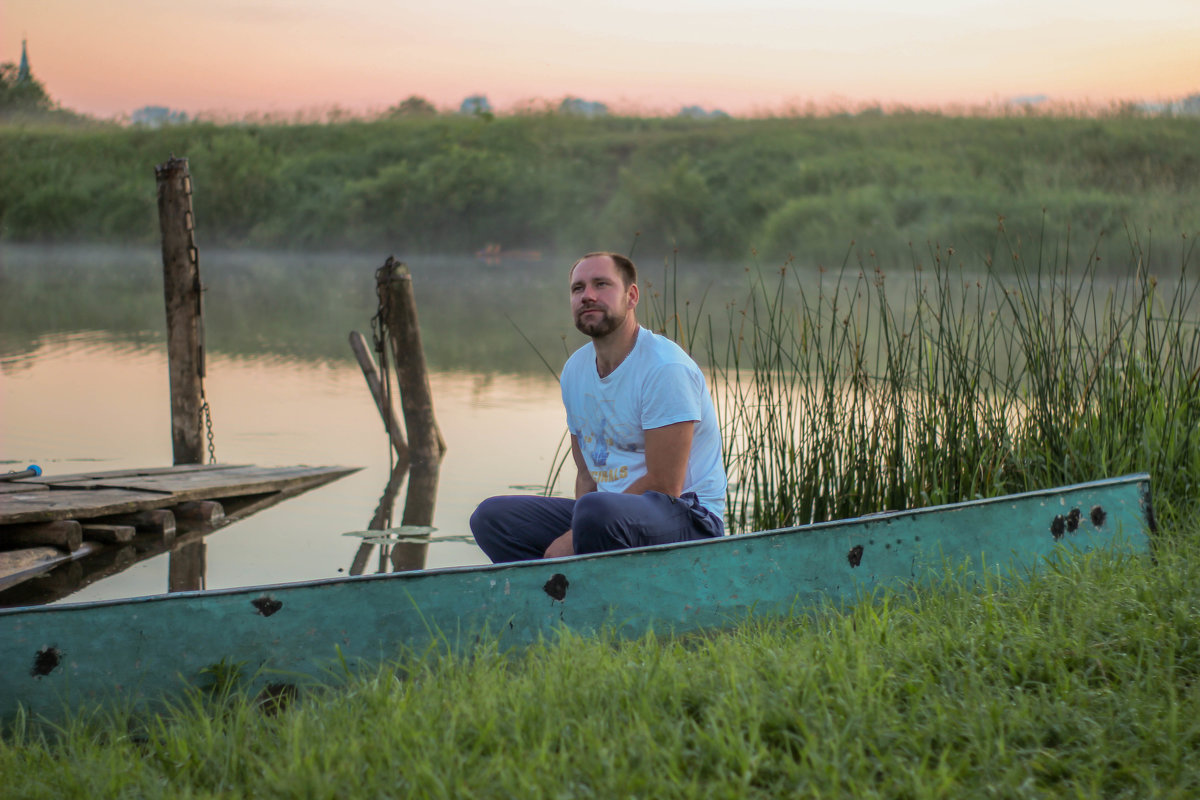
[2,112,1197,266]
[3,536,1198,797]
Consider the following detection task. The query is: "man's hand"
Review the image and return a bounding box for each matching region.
[544,531,574,559]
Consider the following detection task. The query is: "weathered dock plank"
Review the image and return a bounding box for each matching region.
[0,483,48,496]
[0,464,359,605]
[34,464,250,485]
[65,465,348,500]
[0,465,359,526]
[0,489,176,526]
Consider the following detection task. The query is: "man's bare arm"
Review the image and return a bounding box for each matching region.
[545,435,593,559]
[623,421,695,497]
[571,434,598,498]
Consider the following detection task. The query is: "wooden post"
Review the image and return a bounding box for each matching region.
[173,500,225,526]
[1,520,83,553]
[349,330,409,462]
[107,509,177,540]
[376,257,446,464]
[156,155,206,465]
[81,523,136,544]
[401,457,440,529]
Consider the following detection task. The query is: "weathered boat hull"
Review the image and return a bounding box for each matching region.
[0,474,1153,721]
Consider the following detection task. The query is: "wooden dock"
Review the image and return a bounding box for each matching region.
[0,464,358,602]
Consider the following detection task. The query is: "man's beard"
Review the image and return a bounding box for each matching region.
[574,305,624,338]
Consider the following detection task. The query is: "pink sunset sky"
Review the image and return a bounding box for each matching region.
[3,0,1198,119]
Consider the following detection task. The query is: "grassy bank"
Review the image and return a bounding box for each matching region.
[2,112,1198,266]
[2,534,1197,797]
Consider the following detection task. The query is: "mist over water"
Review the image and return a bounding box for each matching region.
[5,241,1164,604]
[0,244,756,605]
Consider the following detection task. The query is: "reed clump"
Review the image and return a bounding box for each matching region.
[709,230,1200,533]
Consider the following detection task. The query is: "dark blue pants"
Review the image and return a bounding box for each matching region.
[470,491,724,563]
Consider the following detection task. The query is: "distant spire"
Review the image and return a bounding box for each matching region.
[17,38,30,83]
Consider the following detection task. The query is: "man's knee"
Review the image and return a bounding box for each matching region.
[470,496,510,557]
[471,495,575,563]
[571,493,630,553]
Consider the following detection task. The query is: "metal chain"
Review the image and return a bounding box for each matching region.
[200,392,217,464]
[183,163,217,464]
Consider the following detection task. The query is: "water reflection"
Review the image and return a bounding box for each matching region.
[349,456,443,576]
[0,330,568,604]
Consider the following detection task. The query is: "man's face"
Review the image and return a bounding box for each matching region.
[570,256,637,338]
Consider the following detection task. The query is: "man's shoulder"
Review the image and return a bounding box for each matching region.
[638,330,700,371]
[562,342,595,375]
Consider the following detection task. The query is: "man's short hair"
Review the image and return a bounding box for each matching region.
[570,252,637,288]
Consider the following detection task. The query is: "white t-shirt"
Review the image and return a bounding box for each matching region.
[561,327,726,520]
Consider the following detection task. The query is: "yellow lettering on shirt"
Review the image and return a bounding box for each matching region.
[590,465,629,484]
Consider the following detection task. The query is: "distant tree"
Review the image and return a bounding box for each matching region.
[0,61,53,112]
[388,95,438,117]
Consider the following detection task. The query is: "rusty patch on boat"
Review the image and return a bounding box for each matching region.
[1050,515,1066,540]
[847,545,864,568]
[1066,508,1081,533]
[31,646,61,677]
[544,573,569,601]
[252,596,283,617]
[1090,505,1107,528]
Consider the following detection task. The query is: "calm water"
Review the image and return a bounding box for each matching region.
[0,244,746,606]
[0,243,1171,605]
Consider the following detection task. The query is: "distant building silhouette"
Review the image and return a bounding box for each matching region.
[1008,94,1048,106]
[1169,94,1200,116]
[559,96,608,117]
[3,37,55,113]
[132,105,188,127]
[677,105,729,120]
[17,38,30,84]
[460,94,492,115]
[1135,93,1200,117]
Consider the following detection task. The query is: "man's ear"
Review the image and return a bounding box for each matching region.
[627,282,639,308]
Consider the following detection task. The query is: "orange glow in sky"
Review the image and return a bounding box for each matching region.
[3,0,1198,118]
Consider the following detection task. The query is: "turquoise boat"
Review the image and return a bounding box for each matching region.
[0,474,1154,721]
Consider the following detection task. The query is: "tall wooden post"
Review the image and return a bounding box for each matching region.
[156,156,206,465]
[376,257,446,464]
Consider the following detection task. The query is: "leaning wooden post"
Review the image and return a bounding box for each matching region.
[349,330,409,462]
[155,155,206,465]
[376,257,446,463]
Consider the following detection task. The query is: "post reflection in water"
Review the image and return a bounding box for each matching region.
[350,454,442,576]
[168,539,207,593]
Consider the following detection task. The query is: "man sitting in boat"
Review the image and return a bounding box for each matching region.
[470,251,726,562]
